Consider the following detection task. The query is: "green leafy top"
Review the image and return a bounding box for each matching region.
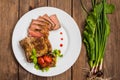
[52,49,63,57]
[105,4,115,14]
[30,49,39,70]
[83,2,115,68]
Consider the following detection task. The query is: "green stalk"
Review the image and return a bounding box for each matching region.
[91,0,95,8]
[99,58,103,70]
[91,0,96,8]
[96,0,107,69]
[93,2,103,72]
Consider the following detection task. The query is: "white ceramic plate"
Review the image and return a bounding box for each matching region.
[12,7,82,77]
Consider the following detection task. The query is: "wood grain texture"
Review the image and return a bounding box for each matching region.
[0,0,19,80]
[0,0,120,80]
[72,0,90,80]
[103,0,120,80]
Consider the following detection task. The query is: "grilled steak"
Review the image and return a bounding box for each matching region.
[20,14,61,65]
[42,14,55,30]
[50,14,61,30]
[37,16,52,30]
[28,29,43,37]
[19,37,34,62]
[28,23,49,38]
[31,19,47,26]
[19,37,52,62]
[28,14,61,38]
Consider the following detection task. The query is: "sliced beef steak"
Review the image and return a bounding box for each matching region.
[42,14,55,30]
[31,19,47,26]
[50,14,61,30]
[28,29,43,37]
[37,16,52,30]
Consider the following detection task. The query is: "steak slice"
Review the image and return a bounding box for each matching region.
[37,16,52,30]
[42,14,55,28]
[28,29,43,37]
[28,21,49,38]
[31,19,47,26]
[29,24,42,31]
[19,37,52,62]
[50,14,61,30]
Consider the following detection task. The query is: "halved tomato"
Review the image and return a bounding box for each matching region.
[37,57,44,65]
[43,55,52,63]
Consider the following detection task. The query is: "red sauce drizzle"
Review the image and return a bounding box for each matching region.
[60,32,63,47]
[60,32,63,34]
[60,44,63,47]
[60,38,63,40]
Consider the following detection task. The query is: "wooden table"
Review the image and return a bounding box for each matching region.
[0,0,120,80]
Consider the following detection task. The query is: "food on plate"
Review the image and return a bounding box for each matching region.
[19,37,51,62]
[28,14,60,38]
[30,49,56,70]
[42,14,55,29]
[37,54,56,68]
[19,14,62,71]
[50,14,61,30]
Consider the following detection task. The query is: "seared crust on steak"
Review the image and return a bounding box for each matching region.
[19,37,52,62]
[19,37,34,62]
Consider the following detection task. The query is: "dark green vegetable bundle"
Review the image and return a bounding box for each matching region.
[83,0,115,75]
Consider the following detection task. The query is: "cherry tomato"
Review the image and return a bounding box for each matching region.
[41,62,47,68]
[43,55,52,63]
[37,57,44,65]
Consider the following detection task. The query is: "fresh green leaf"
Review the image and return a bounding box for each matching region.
[52,49,63,57]
[34,64,39,70]
[30,55,35,59]
[59,54,63,57]
[94,3,103,15]
[30,49,40,70]
[105,4,115,14]
[44,67,49,71]
[41,67,50,72]
[32,48,36,55]
[33,58,37,64]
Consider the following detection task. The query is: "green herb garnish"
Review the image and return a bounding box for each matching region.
[41,67,50,72]
[30,49,39,70]
[53,49,63,57]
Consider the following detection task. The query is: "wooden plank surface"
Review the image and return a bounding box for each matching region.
[0,0,120,80]
[72,0,87,80]
[103,0,120,80]
[0,0,19,80]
